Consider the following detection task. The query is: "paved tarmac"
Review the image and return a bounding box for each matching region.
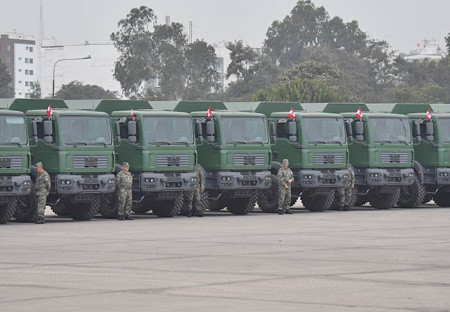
[1,204,450,312]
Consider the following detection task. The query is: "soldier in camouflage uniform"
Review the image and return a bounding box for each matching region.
[116,162,133,220]
[277,159,294,215]
[337,167,355,211]
[187,164,205,217]
[34,162,50,224]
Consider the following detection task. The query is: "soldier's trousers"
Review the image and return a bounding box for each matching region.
[278,187,291,212]
[118,190,132,217]
[37,195,47,219]
[337,188,352,207]
[187,188,202,215]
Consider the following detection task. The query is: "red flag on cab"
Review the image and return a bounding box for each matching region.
[46,104,53,117]
[287,107,296,120]
[355,107,363,120]
[130,106,135,120]
[425,109,432,121]
[206,106,213,119]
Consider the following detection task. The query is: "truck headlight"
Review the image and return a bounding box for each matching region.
[343,174,349,179]
[60,179,72,185]
[302,174,314,179]
[221,176,232,181]
[108,179,115,184]
[369,173,379,178]
[190,177,197,182]
[144,178,156,183]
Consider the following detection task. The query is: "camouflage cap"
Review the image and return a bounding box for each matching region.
[35,162,43,167]
[122,162,130,167]
[282,159,289,164]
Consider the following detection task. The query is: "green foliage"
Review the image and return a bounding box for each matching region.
[29,81,42,99]
[55,81,118,100]
[226,40,260,80]
[252,78,344,103]
[446,33,450,54]
[0,60,13,97]
[393,83,447,104]
[111,6,218,100]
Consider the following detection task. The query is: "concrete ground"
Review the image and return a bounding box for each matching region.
[1,204,450,312]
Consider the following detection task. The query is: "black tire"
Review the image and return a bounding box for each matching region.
[290,196,299,207]
[131,197,151,214]
[433,189,450,207]
[0,197,18,224]
[397,177,426,208]
[180,191,193,216]
[301,190,335,212]
[69,196,100,220]
[329,191,341,211]
[151,193,183,217]
[226,191,258,215]
[99,194,118,219]
[257,175,279,213]
[369,188,400,209]
[354,194,368,207]
[14,195,39,223]
[51,203,70,217]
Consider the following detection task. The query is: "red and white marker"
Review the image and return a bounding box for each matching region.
[425,109,432,121]
[355,107,363,120]
[130,106,135,120]
[206,106,213,119]
[287,107,296,120]
[46,104,53,117]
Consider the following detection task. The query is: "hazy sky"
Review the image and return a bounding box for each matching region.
[1,0,449,53]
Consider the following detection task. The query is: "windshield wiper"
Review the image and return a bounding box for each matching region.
[327,140,343,145]
[65,142,88,146]
[149,141,171,146]
[227,141,247,145]
[308,140,326,144]
[375,140,393,144]
[0,142,23,147]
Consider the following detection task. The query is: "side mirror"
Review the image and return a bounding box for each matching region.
[270,122,277,143]
[426,121,434,142]
[206,120,215,143]
[31,120,38,143]
[413,121,421,142]
[115,121,121,143]
[345,120,353,143]
[288,121,297,142]
[128,120,137,143]
[43,120,53,144]
[195,121,204,144]
[355,120,364,142]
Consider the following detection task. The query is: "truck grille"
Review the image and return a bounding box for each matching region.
[0,155,22,169]
[314,153,343,165]
[233,153,265,166]
[380,152,409,164]
[73,155,109,169]
[156,154,190,167]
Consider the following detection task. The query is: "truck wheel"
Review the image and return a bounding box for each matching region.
[51,203,70,217]
[257,175,279,213]
[369,188,400,209]
[99,194,118,219]
[433,189,450,207]
[14,196,39,223]
[0,197,18,224]
[354,194,368,207]
[423,194,433,204]
[70,196,100,220]
[132,200,151,214]
[180,192,193,216]
[301,190,335,212]
[152,193,183,217]
[397,177,426,208]
[227,191,258,215]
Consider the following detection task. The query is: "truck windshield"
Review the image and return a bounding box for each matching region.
[143,117,194,144]
[222,116,268,144]
[302,117,346,144]
[60,116,112,145]
[369,117,411,144]
[0,115,27,145]
[438,118,450,143]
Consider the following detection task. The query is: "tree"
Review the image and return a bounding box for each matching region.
[0,60,13,97]
[225,40,260,80]
[29,81,42,99]
[54,81,117,99]
[111,6,218,100]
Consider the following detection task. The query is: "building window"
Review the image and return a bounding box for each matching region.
[7,45,11,51]
[18,92,22,95]
[29,58,33,64]
[18,69,21,72]
[29,46,33,52]
[25,81,29,86]
[25,58,29,63]
[30,70,33,75]
[26,46,28,51]
[18,57,22,60]
[18,80,22,84]
[30,81,34,87]
[25,70,29,75]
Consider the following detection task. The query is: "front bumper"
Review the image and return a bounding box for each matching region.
[56,174,116,195]
[298,169,351,188]
[217,171,272,190]
[436,168,450,185]
[365,168,415,186]
[0,174,32,196]
[140,172,197,192]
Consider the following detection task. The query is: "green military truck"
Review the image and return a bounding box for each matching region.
[229,102,352,212]
[66,100,197,217]
[323,103,416,209]
[0,100,32,223]
[163,101,272,215]
[10,99,116,221]
[368,103,450,207]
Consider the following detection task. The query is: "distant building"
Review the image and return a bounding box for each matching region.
[0,32,37,98]
[214,57,225,92]
[402,39,446,62]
